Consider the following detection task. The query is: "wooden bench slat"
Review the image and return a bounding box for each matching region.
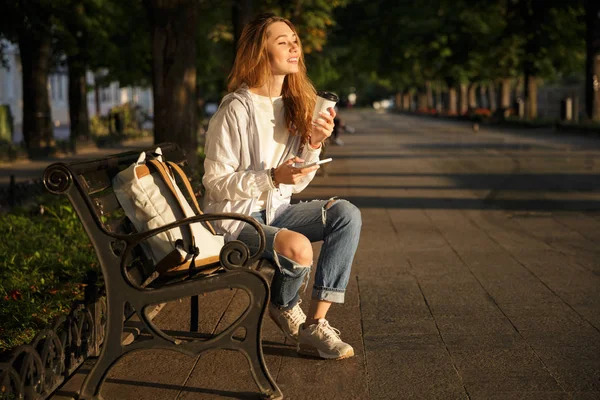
[79,168,120,195]
[103,215,129,234]
[93,192,122,218]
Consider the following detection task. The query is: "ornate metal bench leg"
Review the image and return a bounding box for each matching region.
[243,329,284,399]
[79,304,124,400]
[240,274,283,399]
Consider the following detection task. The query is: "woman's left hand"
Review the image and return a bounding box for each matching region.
[310,107,336,146]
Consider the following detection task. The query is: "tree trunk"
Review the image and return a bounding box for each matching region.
[418,92,428,111]
[488,82,497,112]
[468,83,477,109]
[515,76,525,118]
[68,57,90,153]
[402,93,411,111]
[94,77,101,116]
[146,0,199,170]
[524,74,538,120]
[232,0,253,57]
[586,1,600,120]
[435,83,442,113]
[479,85,488,109]
[448,87,457,115]
[395,92,402,111]
[425,81,433,109]
[500,78,511,116]
[572,94,580,122]
[19,33,53,158]
[459,83,468,115]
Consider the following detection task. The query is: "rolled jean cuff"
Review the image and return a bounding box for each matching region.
[312,286,345,303]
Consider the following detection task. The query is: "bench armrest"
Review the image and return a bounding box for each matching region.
[122,212,265,270]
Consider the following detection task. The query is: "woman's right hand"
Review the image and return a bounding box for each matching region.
[273,156,319,185]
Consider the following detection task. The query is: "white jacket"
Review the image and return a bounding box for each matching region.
[202,86,321,241]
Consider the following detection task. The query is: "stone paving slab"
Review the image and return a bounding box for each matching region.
[49,110,600,399]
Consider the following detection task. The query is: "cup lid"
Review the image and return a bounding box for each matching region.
[317,91,339,102]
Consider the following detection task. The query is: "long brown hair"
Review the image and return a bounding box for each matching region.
[228,13,316,141]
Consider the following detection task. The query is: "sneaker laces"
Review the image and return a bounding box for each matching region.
[283,299,305,325]
[316,319,342,342]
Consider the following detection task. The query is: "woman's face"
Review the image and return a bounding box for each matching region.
[265,21,300,76]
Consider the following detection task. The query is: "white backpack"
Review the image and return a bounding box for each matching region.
[112,148,225,276]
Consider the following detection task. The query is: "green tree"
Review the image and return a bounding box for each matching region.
[311,0,586,119]
[54,0,104,151]
[503,0,585,119]
[0,0,152,156]
[144,0,201,169]
[0,0,58,157]
[91,0,152,88]
[196,2,235,120]
[304,0,386,105]
[194,0,352,110]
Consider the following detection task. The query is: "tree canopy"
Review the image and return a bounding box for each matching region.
[309,0,586,108]
[0,0,593,156]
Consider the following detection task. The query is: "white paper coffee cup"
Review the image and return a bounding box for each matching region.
[312,91,339,124]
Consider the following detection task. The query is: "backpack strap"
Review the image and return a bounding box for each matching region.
[147,159,196,250]
[166,161,217,235]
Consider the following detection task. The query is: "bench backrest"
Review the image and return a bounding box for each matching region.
[44,143,197,287]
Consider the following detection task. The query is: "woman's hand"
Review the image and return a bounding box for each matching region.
[310,107,336,146]
[273,157,319,185]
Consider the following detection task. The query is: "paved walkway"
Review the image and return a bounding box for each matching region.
[0,137,154,187]
[45,110,599,399]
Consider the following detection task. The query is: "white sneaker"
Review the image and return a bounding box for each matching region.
[333,138,344,146]
[297,319,354,360]
[268,300,306,344]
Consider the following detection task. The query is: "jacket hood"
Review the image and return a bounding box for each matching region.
[218,85,304,159]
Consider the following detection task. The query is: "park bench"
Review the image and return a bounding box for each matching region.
[43,143,283,399]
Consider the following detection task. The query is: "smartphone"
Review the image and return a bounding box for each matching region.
[294,158,333,169]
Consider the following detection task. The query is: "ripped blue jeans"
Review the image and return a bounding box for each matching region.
[236,199,362,311]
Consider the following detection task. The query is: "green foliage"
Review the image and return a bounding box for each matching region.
[110,102,140,131]
[0,105,14,143]
[308,0,586,101]
[0,0,58,42]
[503,0,586,80]
[0,196,99,352]
[0,140,26,162]
[1,0,589,147]
[90,103,150,147]
[258,0,351,54]
[306,0,386,100]
[192,0,352,103]
[46,0,151,87]
[89,115,109,137]
[195,2,235,103]
[94,0,151,87]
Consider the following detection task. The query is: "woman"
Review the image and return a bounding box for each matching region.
[202,13,361,360]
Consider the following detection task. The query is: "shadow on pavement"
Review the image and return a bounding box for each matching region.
[104,378,260,399]
[312,173,600,192]
[298,196,600,211]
